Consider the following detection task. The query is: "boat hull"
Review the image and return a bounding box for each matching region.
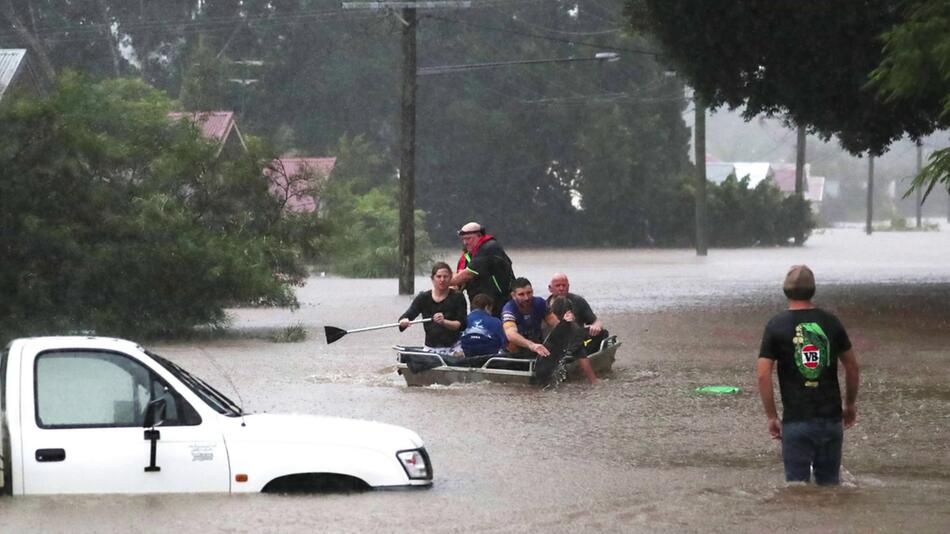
[395,337,621,387]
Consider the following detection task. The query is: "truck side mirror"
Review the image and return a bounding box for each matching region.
[143,397,167,428]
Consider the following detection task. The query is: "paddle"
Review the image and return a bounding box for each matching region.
[324,318,432,344]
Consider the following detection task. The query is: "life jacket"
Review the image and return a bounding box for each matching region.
[456,235,515,297]
[456,233,494,272]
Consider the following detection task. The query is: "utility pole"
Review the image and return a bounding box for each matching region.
[916,140,923,229]
[794,124,806,245]
[343,1,470,295]
[397,7,417,295]
[866,155,875,235]
[694,95,708,256]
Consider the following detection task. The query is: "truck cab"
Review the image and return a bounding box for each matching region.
[1,336,432,495]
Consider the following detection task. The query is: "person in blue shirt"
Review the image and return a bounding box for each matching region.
[460,294,507,357]
[501,277,555,357]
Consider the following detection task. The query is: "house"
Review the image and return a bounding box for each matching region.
[706,161,774,187]
[167,111,247,158]
[168,111,335,213]
[266,157,336,215]
[0,49,43,102]
[707,156,826,208]
[806,176,825,203]
[771,162,811,195]
[731,162,775,187]
[705,162,736,184]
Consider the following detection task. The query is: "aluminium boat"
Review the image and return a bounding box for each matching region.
[394,335,621,387]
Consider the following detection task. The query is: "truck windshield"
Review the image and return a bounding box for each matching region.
[145,351,243,417]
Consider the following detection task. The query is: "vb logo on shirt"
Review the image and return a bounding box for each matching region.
[793,323,830,380]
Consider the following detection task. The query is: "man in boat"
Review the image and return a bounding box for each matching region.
[547,272,608,352]
[757,265,860,485]
[450,222,515,317]
[501,277,553,357]
[541,296,598,385]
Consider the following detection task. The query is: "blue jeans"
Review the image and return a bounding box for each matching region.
[781,418,843,485]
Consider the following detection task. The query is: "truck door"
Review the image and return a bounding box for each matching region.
[19,349,231,494]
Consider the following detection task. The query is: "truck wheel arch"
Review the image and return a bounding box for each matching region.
[260,473,370,494]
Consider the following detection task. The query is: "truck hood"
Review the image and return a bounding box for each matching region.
[225,413,425,451]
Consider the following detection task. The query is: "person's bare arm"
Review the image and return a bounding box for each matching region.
[757,357,781,439]
[433,312,461,331]
[839,348,859,428]
[504,322,550,357]
[449,269,474,287]
[588,318,604,337]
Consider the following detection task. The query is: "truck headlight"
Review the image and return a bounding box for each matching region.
[396,448,432,480]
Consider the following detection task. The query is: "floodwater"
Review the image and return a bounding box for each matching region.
[3,227,950,533]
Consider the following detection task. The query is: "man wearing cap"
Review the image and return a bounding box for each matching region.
[450,222,514,317]
[547,272,607,350]
[757,265,860,485]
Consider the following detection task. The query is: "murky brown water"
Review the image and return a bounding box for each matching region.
[3,227,950,533]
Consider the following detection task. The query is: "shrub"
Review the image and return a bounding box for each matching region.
[706,176,814,247]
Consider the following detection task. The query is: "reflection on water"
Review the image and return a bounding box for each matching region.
[3,228,950,533]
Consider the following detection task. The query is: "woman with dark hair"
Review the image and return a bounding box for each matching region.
[398,261,467,351]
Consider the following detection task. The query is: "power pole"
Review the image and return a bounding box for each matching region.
[343,1,470,295]
[916,140,923,229]
[398,7,417,295]
[694,96,708,256]
[866,155,875,235]
[794,124,806,245]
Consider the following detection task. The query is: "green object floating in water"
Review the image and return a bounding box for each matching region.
[695,385,740,394]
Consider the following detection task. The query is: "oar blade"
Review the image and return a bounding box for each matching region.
[324,326,348,344]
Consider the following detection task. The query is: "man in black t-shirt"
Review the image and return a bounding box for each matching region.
[547,273,607,352]
[757,265,860,485]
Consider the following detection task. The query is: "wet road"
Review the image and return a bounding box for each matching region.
[3,227,950,533]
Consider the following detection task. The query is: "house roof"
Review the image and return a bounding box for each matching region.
[168,111,247,155]
[706,162,736,184]
[0,49,27,100]
[731,162,774,187]
[267,157,337,213]
[771,162,810,194]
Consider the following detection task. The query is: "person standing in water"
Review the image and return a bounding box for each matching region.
[757,265,860,485]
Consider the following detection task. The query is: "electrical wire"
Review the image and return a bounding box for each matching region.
[426,14,662,56]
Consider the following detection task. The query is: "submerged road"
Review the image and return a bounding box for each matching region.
[3,226,949,533]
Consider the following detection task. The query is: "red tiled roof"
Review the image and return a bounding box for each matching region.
[168,111,236,142]
[267,157,337,213]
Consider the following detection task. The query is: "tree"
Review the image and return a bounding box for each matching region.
[315,135,433,277]
[0,73,305,338]
[626,0,948,156]
[870,0,950,198]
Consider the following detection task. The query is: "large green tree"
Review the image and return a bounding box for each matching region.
[0,73,305,338]
[870,0,950,198]
[626,0,948,157]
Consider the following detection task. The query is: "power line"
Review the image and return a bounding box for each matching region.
[426,14,662,56]
[0,7,375,43]
[485,4,623,36]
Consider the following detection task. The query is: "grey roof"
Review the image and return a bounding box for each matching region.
[0,49,27,100]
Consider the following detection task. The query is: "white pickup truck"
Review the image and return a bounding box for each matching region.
[0,336,433,495]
